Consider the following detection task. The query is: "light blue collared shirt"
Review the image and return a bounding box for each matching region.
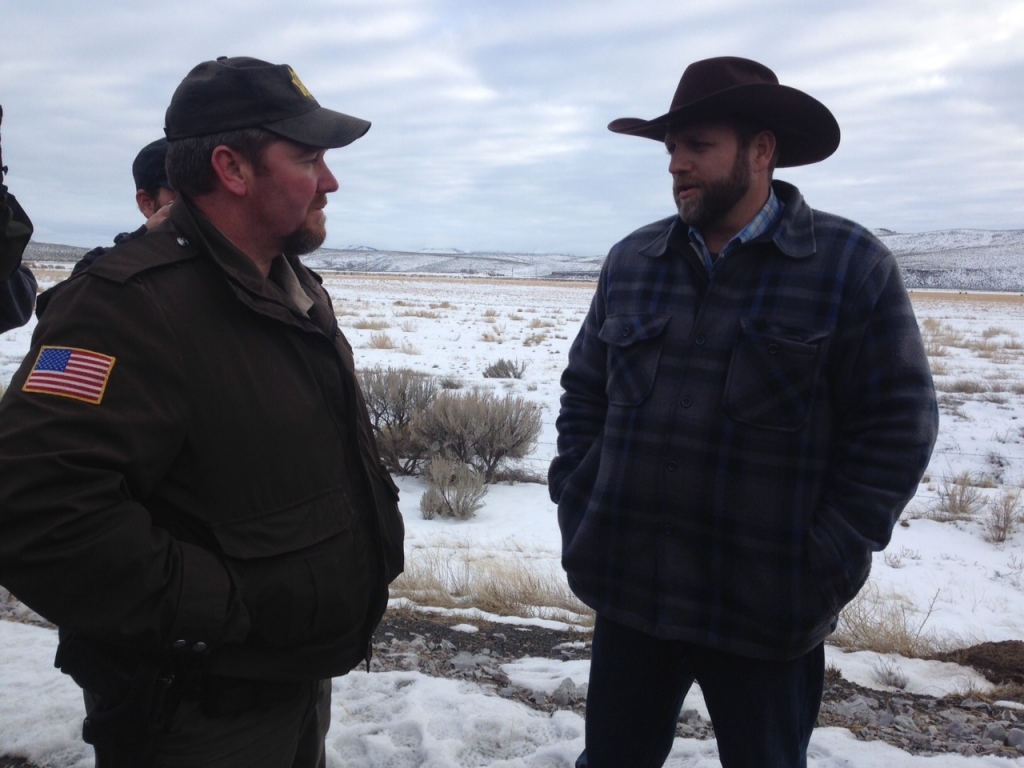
[687,187,783,272]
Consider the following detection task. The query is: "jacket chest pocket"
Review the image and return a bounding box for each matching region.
[723,318,829,432]
[598,314,670,406]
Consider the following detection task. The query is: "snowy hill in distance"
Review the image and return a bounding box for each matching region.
[302,246,604,280]
[878,228,1024,291]
[23,227,1024,289]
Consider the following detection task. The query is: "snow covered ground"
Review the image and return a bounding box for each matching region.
[3,270,1024,766]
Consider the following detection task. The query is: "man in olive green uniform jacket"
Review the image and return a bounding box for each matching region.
[0,57,404,768]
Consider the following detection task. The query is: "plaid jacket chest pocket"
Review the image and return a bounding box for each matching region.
[598,314,671,406]
[723,318,829,432]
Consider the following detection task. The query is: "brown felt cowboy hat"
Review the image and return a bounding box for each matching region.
[608,56,840,168]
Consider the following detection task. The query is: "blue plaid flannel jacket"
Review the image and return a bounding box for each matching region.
[549,181,938,660]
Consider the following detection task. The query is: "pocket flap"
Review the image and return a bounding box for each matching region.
[598,314,670,347]
[211,485,353,559]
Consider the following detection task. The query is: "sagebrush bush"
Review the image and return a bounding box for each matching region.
[419,458,488,520]
[982,489,1023,543]
[357,368,544,483]
[358,367,437,475]
[416,390,542,482]
[483,358,528,379]
[928,471,986,522]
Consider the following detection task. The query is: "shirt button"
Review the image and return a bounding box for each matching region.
[172,639,187,650]
[768,343,779,355]
[680,397,692,408]
[176,237,189,247]
[621,327,632,338]
[666,461,678,472]
[695,335,705,345]
[193,642,207,653]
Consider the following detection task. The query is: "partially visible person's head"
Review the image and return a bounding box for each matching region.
[132,138,177,218]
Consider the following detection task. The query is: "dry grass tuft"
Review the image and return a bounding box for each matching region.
[983,682,1024,704]
[480,324,505,343]
[366,331,397,349]
[389,548,593,623]
[523,333,548,347]
[396,309,441,319]
[982,326,1013,339]
[831,585,970,658]
[353,319,391,330]
[871,656,909,689]
[934,378,989,394]
[925,471,987,521]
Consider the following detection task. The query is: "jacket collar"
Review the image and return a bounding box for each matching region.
[171,199,333,335]
[637,180,817,261]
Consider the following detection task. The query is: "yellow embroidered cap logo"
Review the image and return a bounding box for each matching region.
[288,68,315,100]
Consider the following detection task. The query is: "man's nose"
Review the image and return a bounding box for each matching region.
[319,162,340,194]
[668,147,693,175]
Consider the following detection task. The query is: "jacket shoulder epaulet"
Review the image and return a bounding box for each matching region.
[86,230,199,285]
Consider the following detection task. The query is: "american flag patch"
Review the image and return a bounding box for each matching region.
[23,346,116,405]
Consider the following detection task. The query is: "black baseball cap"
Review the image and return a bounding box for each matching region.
[164,56,370,148]
[132,138,172,192]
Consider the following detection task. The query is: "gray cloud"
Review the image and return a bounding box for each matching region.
[2,0,1021,255]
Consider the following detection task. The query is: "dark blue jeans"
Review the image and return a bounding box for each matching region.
[577,615,824,768]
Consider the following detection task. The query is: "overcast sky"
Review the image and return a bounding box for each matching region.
[2,0,1022,255]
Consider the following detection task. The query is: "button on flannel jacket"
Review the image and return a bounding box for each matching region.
[549,181,938,660]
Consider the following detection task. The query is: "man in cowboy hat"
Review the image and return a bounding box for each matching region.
[550,56,937,767]
[0,57,404,767]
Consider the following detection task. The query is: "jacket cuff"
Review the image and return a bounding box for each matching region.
[165,542,250,654]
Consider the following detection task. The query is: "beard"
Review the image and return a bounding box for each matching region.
[673,146,751,231]
[282,201,328,257]
[282,224,326,257]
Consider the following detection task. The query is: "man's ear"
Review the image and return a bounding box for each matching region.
[209,145,251,197]
[136,189,158,218]
[751,130,778,174]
